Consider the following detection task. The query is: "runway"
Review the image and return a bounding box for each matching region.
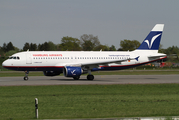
[0,75,178,86]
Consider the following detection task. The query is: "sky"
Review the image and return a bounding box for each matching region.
[0,0,179,50]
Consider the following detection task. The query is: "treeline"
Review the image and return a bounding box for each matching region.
[0,34,179,62]
[0,34,121,57]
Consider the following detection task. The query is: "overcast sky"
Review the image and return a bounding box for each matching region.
[1,0,179,49]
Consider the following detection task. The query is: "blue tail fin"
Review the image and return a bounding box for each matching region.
[137,24,164,50]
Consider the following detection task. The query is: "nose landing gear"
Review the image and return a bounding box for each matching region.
[24,71,29,80]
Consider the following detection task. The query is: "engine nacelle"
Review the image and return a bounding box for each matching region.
[63,66,82,77]
[43,71,61,76]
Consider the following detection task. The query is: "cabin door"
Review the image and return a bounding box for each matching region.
[26,53,32,64]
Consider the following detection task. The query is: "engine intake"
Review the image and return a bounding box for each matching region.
[63,66,82,77]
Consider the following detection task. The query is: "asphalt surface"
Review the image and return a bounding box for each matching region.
[0,75,179,86]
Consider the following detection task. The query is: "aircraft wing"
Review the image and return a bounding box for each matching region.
[81,57,138,66]
[60,56,140,68]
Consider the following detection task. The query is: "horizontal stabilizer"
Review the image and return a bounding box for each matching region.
[148,53,166,58]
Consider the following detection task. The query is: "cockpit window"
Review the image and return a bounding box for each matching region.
[9,56,20,60]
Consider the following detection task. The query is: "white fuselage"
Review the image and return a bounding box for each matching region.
[2,50,165,72]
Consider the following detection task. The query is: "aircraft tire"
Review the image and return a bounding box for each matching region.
[24,77,28,81]
[87,75,94,80]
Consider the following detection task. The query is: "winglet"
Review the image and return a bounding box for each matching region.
[135,56,140,61]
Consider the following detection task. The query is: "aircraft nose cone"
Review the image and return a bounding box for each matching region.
[2,60,8,67]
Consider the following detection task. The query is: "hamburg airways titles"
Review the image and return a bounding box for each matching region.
[33,54,62,57]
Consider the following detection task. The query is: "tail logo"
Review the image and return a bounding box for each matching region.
[144,33,161,49]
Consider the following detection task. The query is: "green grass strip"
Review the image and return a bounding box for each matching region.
[0,84,179,119]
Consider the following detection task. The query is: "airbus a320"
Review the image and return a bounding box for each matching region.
[2,24,166,81]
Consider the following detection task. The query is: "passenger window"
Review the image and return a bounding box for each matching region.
[17,57,20,60]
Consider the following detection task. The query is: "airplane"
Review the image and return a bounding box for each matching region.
[2,24,166,81]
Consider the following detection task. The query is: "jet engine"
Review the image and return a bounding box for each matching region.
[43,71,61,76]
[63,66,82,77]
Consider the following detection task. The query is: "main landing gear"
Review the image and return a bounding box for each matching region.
[73,76,80,80]
[73,75,94,80]
[87,69,94,80]
[87,74,94,80]
[72,70,94,80]
[24,71,29,81]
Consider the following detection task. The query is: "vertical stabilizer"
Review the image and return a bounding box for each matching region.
[136,24,164,50]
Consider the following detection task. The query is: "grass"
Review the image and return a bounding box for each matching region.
[0,84,179,119]
[0,69,179,77]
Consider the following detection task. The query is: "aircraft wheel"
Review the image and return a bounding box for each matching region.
[87,75,94,80]
[73,76,80,80]
[24,77,28,81]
